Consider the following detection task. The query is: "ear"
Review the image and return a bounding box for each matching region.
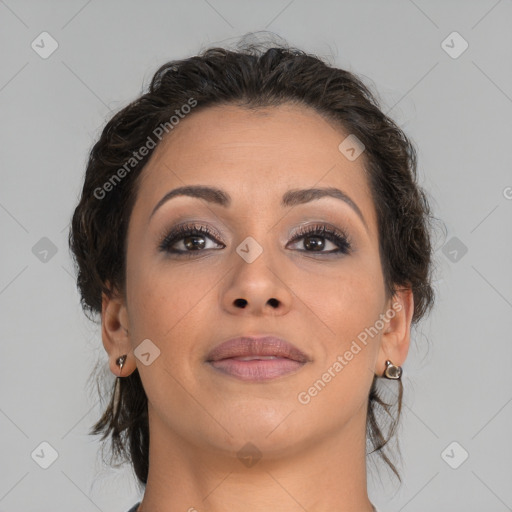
[101,283,136,377]
[377,287,414,376]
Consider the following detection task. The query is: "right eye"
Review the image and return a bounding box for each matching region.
[158,223,225,255]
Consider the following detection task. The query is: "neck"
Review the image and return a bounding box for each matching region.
[137,402,376,512]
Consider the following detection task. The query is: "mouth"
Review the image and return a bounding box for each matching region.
[206,335,309,381]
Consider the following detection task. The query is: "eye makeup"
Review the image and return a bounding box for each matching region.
[157,220,353,257]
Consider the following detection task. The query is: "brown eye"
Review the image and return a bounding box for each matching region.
[287,224,352,254]
[159,224,224,255]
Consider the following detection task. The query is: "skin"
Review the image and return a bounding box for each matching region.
[101,103,414,512]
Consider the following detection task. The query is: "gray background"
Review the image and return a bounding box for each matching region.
[1,0,511,511]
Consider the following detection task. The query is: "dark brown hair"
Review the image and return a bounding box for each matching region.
[69,35,437,489]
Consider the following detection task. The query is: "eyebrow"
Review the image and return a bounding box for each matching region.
[149,185,368,231]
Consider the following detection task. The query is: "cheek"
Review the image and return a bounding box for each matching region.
[295,269,381,414]
[126,257,216,352]
[124,262,209,407]
[298,257,385,343]
[296,264,384,413]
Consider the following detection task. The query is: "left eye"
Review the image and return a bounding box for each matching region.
[286,225,351,254]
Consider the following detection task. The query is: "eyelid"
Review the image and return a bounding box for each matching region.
[155,224,222,256]
[287,222,353,253]
[288,221,353,244]
[157,219,354,254]
[156,220,225,246]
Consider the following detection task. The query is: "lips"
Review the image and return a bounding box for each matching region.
[206,335,309,381]
[206,335,309,363]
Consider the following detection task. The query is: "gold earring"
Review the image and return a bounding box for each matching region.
[383,360,402,380]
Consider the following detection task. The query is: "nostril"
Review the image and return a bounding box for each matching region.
[232,298,280,308]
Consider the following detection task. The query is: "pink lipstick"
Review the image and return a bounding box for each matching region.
[206,335,309,381]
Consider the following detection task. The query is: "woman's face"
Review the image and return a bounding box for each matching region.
[105,103,411,459]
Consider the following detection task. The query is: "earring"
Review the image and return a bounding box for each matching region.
[383,360,402,380]
[116,355,127,376]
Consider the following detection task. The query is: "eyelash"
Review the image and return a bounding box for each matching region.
[158,224,221,255]
[290,223,352,254]
[158,222,352,256]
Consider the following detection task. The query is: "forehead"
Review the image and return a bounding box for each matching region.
[148,103,355,167]
[133,103,377,234]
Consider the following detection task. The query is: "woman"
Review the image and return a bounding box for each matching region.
[69,37,436,512]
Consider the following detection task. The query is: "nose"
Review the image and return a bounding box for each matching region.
[220,249,293,317]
